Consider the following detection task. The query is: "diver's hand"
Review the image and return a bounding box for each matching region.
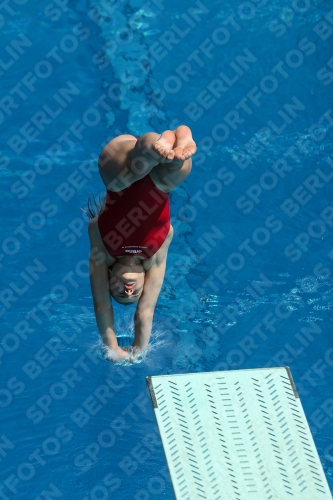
[104,346,144,365]
[122,346,143,364]
[105,346,133,364]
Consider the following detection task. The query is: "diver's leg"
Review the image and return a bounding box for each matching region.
[98,131,176,191]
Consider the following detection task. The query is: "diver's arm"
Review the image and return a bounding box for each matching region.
[133,261,166,350]
[90,252,133,362]
[90,256,118,349]
[133,227,173,350]
[88,231,118,349]
[88,220,125,358]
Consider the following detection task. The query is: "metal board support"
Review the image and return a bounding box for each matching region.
[146,367,332,500]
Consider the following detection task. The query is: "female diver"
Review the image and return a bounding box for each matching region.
[88,125,196,363]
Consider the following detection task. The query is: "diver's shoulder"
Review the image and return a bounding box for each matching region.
[167,224,174,240]
[152,225,174,266]
[88,216,99,235]
[88,217,114,265]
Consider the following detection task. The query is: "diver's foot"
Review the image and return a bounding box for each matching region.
[152,130,176,163]
[173,125,196,160]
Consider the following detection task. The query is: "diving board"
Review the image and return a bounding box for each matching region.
[146,367,332,500]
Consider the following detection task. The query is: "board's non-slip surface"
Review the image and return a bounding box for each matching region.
[147,368,332,500]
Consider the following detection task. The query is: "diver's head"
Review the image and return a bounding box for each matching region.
[109,260,145,305]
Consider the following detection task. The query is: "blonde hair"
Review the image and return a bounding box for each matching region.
[82,195,103,220]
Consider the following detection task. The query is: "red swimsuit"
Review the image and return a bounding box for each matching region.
[98,174,170,259]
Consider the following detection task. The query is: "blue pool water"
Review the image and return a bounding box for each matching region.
[1,0,333,498]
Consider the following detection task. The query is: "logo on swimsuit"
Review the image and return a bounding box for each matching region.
[125,249,142,253]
